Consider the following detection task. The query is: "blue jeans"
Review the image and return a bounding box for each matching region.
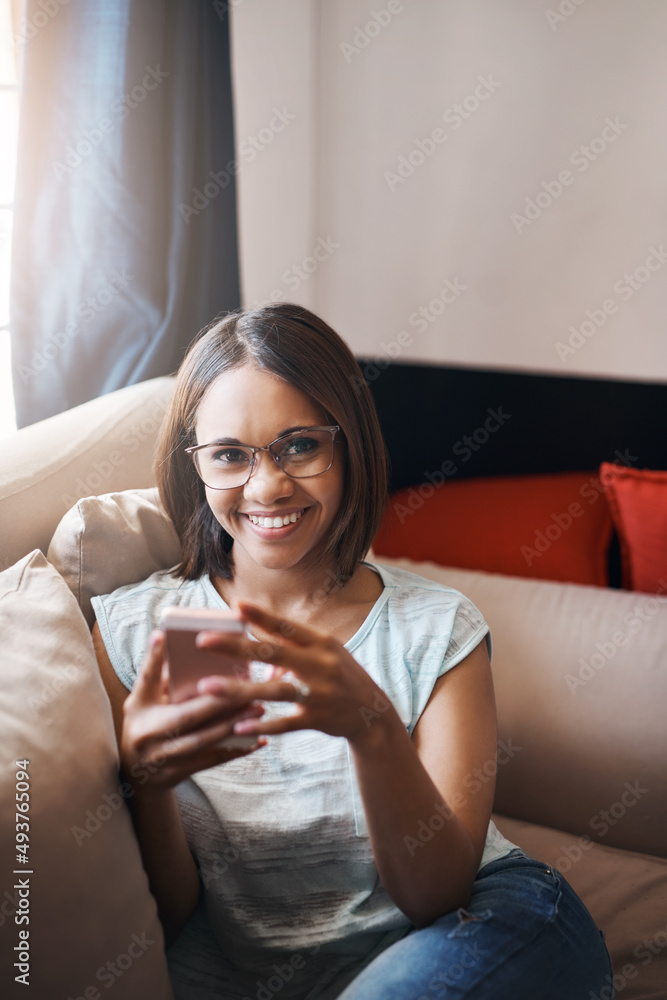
[336,848,615,1000]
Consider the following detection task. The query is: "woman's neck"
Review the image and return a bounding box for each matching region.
[212,554,350,619]
[211,556,384,647]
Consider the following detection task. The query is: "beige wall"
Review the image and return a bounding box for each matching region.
[231,0,667,383]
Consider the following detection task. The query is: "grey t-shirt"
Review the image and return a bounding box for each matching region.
[92,560,518,999]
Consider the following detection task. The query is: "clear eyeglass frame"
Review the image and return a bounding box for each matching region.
[184,425,342,490]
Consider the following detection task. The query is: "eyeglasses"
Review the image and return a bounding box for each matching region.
[185,425,341,490]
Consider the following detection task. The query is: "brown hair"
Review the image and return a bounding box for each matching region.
[155,303,389,586]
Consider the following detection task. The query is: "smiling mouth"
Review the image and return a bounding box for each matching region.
[244,509,306,528]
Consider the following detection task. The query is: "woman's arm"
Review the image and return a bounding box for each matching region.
[92,623,265,947]
[195,604,497,928]
[347,637,497,927]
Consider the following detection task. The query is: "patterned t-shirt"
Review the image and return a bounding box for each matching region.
[92,561,518,1000]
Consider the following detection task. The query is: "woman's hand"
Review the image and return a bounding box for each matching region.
[119,630,266,790]
[194,602,401,746]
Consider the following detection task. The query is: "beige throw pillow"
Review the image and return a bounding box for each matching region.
[48,487,181,627]
[0,550,173,999]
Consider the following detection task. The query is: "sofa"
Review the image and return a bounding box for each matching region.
[1,376,665,1000]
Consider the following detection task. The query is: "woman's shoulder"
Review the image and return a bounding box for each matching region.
[91,568,220,625]
[364,559,476,604]
[91,570,223,691]
[93,566,190,606]
[357,561,491,731]
[361,559,490,660]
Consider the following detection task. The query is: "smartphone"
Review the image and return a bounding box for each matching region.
[159,606,257,749]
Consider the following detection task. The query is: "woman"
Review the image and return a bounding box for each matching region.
[91,303,614,999]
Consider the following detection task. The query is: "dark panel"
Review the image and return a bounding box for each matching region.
[361,361,667,492]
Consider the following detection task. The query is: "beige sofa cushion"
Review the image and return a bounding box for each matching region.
[48,488,181,628]
[493,813,667,1000]
[379,557,667,861]
[0,550,173,998]
[0,376,174,570]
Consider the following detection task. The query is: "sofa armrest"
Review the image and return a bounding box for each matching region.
[376,555,667,860]
[0,377,174,569]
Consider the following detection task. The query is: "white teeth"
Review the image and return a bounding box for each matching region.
[247,510,304,528]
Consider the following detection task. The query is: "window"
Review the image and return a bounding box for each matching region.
[0,0,21,439]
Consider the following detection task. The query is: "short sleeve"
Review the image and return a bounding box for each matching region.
[91,570,225,694]
[401,594,491,734]
[356,565,493,736]
[439,595,492,676]
[91,592,138,692]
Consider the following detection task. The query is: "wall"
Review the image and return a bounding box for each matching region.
[230,0,667,384]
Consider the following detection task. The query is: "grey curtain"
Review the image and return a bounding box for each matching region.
[11,0,240,427]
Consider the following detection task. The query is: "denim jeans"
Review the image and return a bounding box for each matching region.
[336,848,615,1000]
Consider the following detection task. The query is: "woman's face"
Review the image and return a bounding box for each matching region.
[193,365,346,574]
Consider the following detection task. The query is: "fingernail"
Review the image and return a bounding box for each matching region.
[195,632,217,647]
[197,676,229,694]
[150,632,161,649]
[239,706,264,720]
[233,720,256,734]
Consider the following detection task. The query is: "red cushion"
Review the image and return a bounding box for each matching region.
[599,463,667,593]
[373,472,613,586]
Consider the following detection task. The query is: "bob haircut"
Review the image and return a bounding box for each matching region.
[155,303,389,587]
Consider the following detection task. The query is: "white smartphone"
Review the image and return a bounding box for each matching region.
[159,606,257,749]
